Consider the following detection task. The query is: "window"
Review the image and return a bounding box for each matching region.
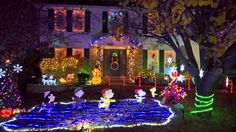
[147,50,159,73]
[108,10,125,34]
[72,9,85,32]
[164,50,176,67]
[72,48,84,59]
[55,48,67,58]
[54,9,66,32]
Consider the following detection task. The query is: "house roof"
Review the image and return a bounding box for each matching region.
[33,0,120,6]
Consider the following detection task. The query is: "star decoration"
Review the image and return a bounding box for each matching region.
[199,68,204,78]
[177,74,185,83]
[170,66,177,72]
[0,68,6,78]
[167,56,173,65]
[13,64,23,73]
[180,64,185,72]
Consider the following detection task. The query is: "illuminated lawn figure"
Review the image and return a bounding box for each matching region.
[1,99,174,131]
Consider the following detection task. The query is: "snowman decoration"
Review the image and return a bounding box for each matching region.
[134,89,146,103]
[98,88,116,110]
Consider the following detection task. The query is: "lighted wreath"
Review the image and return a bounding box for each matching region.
[110,51,119,71]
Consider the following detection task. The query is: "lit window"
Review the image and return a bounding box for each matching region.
[73,9,85,32]
[72,48,84,59]
[54,9,66,32]
[164,50,176,67]
[55,48,66,58]
[148,50,159,73]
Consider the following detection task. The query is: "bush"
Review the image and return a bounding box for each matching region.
[78,58,92,81]
[39,57,79,82]
[138,69,155,78]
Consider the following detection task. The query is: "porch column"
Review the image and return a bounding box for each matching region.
[89,47,98,69]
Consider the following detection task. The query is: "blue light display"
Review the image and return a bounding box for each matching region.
[1,99,174,131]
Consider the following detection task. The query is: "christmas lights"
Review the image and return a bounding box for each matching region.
[161,62,187,105]
[1,99,174,131]
[54,9,66,32]
[72,9,85,32]
[40,57,78,83]
[40,58,59,74]
[90,34,141,47]
[91,68,102,85]
[150,87,157,98]
[0,64,22,111]
[0,68,6,78]
[191,92,214,114]
[180,64,185,72]
[127,50,135,83]
[199,68,204,78]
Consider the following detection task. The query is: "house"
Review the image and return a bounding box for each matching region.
[35,0,177,81]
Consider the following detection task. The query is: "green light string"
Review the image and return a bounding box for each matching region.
[195,92,214,99]
[191,92,214,114]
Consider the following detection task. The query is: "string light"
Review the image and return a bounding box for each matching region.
[1,99,174,131]
[191,92,214,114]
[226,76,229,87]
[40,57,78,82]
[127,50,135,83]
[90,34,141,47]
[0,64,22,111]
[180,64,185,72]
[199,68,204,78]
[72,9,85,32]
[40,58,59,74]
[54,9,66,32]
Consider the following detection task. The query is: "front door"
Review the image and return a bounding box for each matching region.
[103,49,126,76]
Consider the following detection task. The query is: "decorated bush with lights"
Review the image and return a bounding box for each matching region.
[40,57,79,85]
[137,69,155,84]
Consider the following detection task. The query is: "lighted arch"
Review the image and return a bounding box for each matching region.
[90,34,141,47]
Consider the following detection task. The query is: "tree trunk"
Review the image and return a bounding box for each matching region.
[191,67,223,118]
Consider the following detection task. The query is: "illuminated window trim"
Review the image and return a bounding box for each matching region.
[72,48,84,59]
[54,9,67,32]
[54,48,67,58]
[72,9,85,32]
